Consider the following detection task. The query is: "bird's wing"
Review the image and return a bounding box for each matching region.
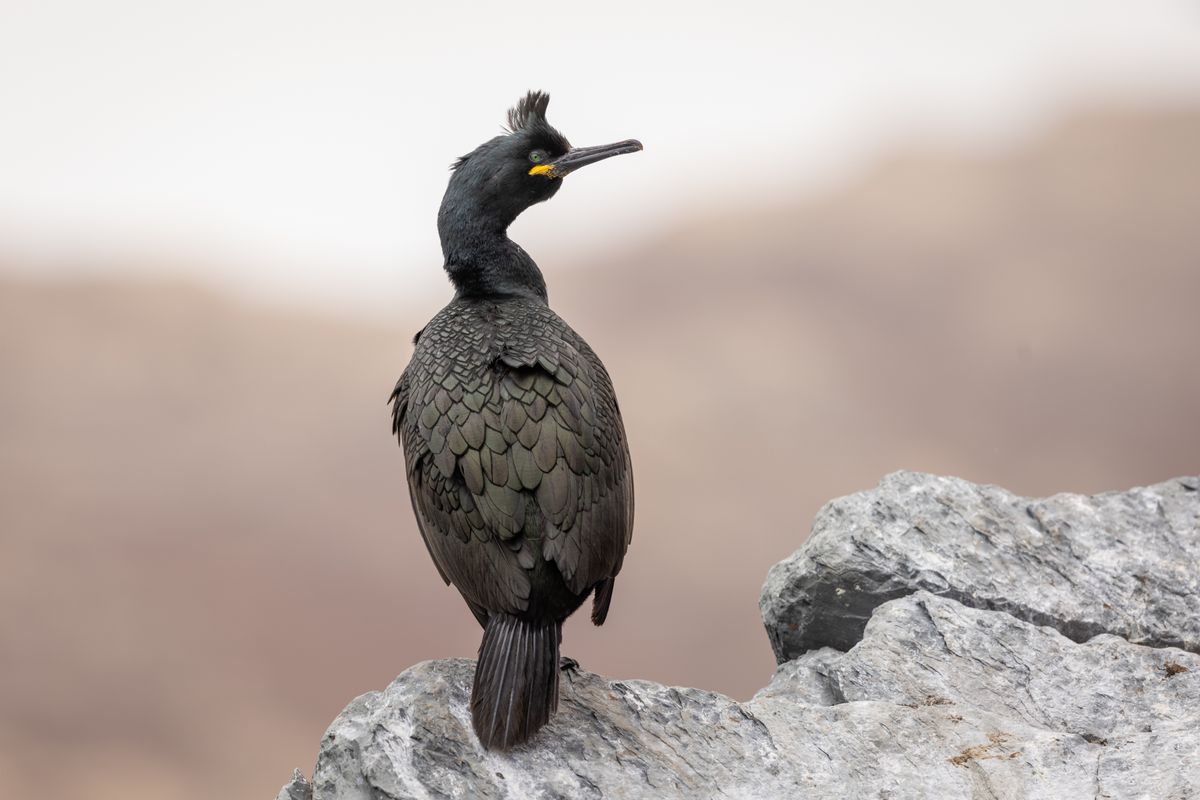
[389,370,450,586]
[493,331,634,596]
[392,366,531,619]
[391,313,633,614]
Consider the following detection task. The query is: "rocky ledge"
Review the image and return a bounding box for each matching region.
[279,472,1199,800]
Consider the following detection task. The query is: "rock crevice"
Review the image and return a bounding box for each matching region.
[280,472,1199,800]
[761,473,1200,659]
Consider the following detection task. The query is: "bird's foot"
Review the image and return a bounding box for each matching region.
[559,656,580,673]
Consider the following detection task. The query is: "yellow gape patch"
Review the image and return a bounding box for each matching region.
[528,164,554,177]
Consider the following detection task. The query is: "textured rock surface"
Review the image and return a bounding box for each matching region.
[275,769,313,800]
[281,473,1200,799]
[761,472,1200,661]
[787,592,1200,741]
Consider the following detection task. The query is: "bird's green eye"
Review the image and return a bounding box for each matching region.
[529,150,546,163]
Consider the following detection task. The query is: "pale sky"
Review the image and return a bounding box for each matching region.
[2,1,1199,313]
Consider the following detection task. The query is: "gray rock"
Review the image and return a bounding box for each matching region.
[283,473,1200,799]
[761,591,1200,800]
[296,591,1198,799]
[1095,727,1200,800]
[295,594,1195,796]
[276,768,312,800]
[781,591,1200,741]
[761,471,1200,662]
[307,656,1106,800]
[309,659,792,799]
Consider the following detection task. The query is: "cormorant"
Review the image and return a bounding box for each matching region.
[390,92,639,750]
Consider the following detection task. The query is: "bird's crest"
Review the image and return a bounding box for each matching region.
[450,91,567,171]
[505,91,552,133]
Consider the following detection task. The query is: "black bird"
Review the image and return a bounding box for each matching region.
[390,92,639,750]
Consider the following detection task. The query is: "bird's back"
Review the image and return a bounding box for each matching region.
[392,296,633,626]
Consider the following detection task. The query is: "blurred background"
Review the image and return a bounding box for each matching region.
[2,1,1199,797]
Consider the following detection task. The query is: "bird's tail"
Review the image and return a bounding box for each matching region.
[471,613,560,751]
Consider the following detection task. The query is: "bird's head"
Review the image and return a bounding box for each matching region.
[441,91,643,229]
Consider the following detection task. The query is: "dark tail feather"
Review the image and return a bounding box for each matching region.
[471,614,560,750]
[591,577,615,625]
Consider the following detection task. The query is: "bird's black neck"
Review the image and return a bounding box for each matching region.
[438,197,548,304]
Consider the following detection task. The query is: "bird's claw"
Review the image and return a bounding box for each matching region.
[559,656,580,673]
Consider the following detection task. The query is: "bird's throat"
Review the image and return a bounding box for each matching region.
[438,204,548,303]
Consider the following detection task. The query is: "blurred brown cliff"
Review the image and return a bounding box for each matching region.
[1,105,1198,799]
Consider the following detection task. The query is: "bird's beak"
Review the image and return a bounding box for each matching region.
[529,139,643,179]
